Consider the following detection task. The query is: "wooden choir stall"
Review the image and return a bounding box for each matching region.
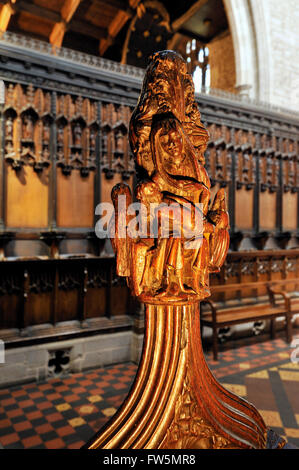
[0,33,298,449]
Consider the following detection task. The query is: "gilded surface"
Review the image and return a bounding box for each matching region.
[111,50,230,303]
[85,51,267,450]
[159,375,234,449]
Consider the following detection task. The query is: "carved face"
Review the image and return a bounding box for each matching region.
[160,129,184,171]
[136,181,162,205]
[130,50,210,176]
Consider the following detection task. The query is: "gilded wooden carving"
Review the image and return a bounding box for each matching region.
[87,50,268,449]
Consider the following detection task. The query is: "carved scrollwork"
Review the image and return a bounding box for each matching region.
[224,260,240,280]
[271,258,284,273]
[87,267,109,288]
[0,272,22,295]
[159,375,234,449]
[257,259,270,276]
[285,258,297,273]
[241,260,255,276]
[29,271,54,293]
[58,271,80,291]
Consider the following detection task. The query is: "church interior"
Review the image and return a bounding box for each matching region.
[0,0,299,451]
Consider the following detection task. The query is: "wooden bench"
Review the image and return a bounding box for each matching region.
[200,279,298,361]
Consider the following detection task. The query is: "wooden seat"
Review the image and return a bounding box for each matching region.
[201,304,286,325]
[200,279,295,361]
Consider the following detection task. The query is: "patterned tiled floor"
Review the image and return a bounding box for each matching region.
[0,332,298,449]
[206,332,299,448]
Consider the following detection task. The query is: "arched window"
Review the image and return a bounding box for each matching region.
[193,66,202,93]
[185,40,210,93]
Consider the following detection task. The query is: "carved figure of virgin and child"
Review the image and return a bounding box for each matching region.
[86,51,267,451]
[110,50,229,304]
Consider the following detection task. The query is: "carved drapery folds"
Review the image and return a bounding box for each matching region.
[4,83,52,172]
[85,51,267,450]
[56,93,99,176]
[100,103,134,180]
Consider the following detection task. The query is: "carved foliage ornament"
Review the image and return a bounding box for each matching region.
[159,374,233,449]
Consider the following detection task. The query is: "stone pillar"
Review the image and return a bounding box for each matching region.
[223,0,258,99]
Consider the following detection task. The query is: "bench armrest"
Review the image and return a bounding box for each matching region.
[200,299,217,323]
[267,285,291,310]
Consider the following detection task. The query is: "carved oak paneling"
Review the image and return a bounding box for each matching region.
[4,83,52,172]
[101,102,134,180]
[56,93,99,176]
[0,33,298,342]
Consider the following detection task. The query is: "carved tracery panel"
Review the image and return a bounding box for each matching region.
[100,102,134,180]
[282,139,299,193]
[259,133,279,193]
[56,93,99,176]
[235,129,255,190]
[4,83,52,172]
[206,124,233,188]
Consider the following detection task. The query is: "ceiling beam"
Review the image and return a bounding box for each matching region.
[61,0,81,23]
[50,0,81,49]
[1,1,106,41]
[171,0,209,32]
[71,18,106,40]
[99,0,140,56]
[0,0,16,35]
[12,1,60,23]
[93,0,128,9]
[99,11,130,56]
